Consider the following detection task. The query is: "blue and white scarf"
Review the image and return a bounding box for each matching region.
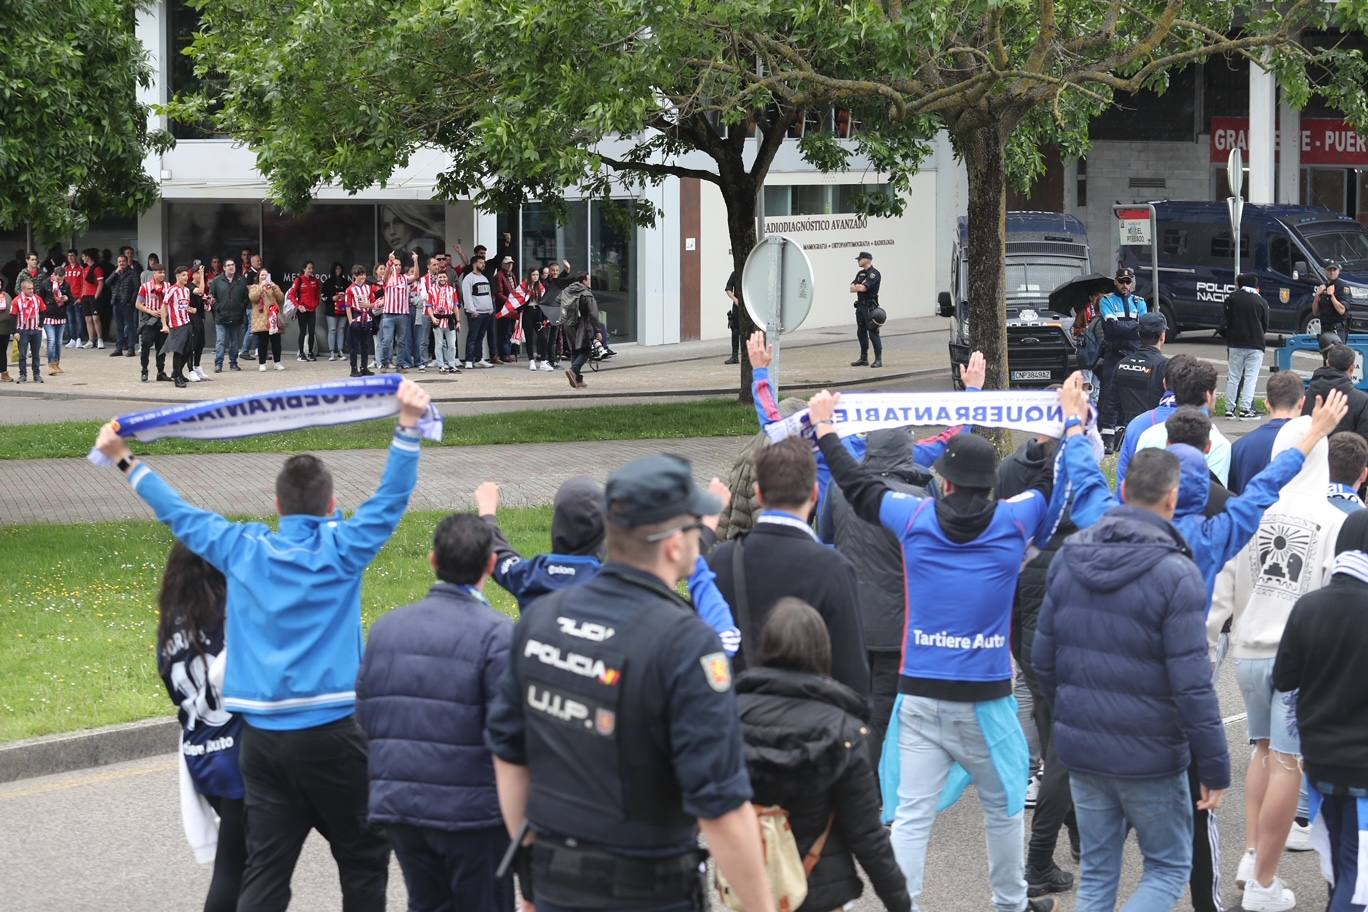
[87,376,442,466]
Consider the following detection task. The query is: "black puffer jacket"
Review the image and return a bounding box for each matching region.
[820,428,932,650]
[1302,366,1368,439]
[737,667,910,912]
[998,440,1066,673]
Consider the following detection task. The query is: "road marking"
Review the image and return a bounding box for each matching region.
[1223,712,1247,726]
[0,757,175,801]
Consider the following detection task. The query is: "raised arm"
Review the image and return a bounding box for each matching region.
[475,481,530,598]
[810,389,892,526]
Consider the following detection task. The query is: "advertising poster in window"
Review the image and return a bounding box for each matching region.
[264,204,377,283]
[378,203,445,261]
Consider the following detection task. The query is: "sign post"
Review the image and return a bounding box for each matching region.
[1113,203,1159,309]
[1226,148,1245,279]
[742,235,815,399]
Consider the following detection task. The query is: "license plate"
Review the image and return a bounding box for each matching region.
[1011,369,1052,380]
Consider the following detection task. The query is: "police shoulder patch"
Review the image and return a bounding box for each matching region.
[699,652,732,693]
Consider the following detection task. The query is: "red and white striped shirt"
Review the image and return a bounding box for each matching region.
[382,271,410,316]
[164,284,192,329]
[137,280,164,313]
[430,283,456,316]
[44,279,67,324]
[346,282,375,324]
[14,293,44,330]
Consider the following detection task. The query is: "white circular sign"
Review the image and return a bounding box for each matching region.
[741,235,815,333]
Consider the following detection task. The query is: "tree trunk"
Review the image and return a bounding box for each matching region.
[721,173,758,404]
[956,119,1011,393]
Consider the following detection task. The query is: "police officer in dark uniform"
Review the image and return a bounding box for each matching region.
[851,251,883,368]
[1111,310,1169,433]
[485,454,772,912]
[1315,259,1350,352]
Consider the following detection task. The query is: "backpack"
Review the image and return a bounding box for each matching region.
[1077,315,1103,371]
[558,285,581,328]
[715,805,833,912]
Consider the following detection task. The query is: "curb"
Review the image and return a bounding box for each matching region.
[0,717,178,784]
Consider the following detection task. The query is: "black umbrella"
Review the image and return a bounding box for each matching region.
[1048,273,1114,315]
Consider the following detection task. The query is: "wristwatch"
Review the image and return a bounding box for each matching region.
[117,457,134,473]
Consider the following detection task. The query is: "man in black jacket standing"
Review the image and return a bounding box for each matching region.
[709,436,870,699]
[356,514,513,912]
[819,427,931,763]
[1302,344,1368,439]
[1223,272,1268,419]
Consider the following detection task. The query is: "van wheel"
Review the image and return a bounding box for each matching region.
[1300,312,1322,336]
[1159,302,1181,340]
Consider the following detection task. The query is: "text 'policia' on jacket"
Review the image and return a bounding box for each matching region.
[129,427,422,730]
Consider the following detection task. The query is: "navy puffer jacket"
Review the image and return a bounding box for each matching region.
[1034,505,1231,789]
[356,583,512,830]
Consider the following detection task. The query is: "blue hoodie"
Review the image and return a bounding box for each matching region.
[1070,439,1306,603]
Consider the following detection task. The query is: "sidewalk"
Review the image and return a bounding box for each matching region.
[0,436,753,526]
[1,316,950,424]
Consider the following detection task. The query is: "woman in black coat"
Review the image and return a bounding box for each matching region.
[736,597,911,912]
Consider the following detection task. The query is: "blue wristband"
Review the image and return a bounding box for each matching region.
[1063,417,1083,432]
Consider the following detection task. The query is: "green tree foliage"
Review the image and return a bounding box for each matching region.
[0,0,171,238]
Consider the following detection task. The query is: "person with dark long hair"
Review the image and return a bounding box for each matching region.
[156,541,245,912]
[735,597,911,912]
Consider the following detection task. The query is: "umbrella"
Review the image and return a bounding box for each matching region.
[1048,273,1114,315]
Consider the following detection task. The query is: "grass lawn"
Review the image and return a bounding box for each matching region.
[0,398,757,460]
[0,507,552,743]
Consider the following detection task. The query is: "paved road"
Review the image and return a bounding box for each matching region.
[0,659,1325,911]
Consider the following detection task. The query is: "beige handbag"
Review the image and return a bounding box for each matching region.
[715,805,834,912]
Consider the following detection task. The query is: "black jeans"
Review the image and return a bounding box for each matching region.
[297,310,316,355]
[350,325,371,372]
[867,651,900,776]
[236,717,389,912]
[1023,666,1078,871]
[855,303,882,360]
[139,324,166,374]
[203,794,247,912]
[728,305,740,356]
[464,313,492,362]
[255,331,281,365]
[1187,760,1223,912]
[189,319,205,370]
[1097,350,1126,433]
[388,823,513,912]
[0,332,8,373]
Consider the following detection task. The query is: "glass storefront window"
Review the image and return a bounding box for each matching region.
[590,199,637,343]
[1303,169,1348,215]
[378,203,445,262]
[166,202,261,273]
[266,204,382,282]
[763,186,792,216]
[521,201,588,272]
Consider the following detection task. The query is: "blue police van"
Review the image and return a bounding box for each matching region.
[938,211,1089,388]
[1118,201,1368,336]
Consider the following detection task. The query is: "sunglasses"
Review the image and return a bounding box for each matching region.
[1117,279,1134,285]
[643,520,706,542]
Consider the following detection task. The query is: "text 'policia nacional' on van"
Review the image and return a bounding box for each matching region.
[1121,201,1368,336]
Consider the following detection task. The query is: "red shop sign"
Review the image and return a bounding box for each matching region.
[1210,116,1368,166]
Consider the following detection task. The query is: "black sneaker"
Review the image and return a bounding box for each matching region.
[109,350,124,357]
[1237,407,1259,420]
[214,364,222,373]
[1224,410,1237,420]
[140,368,148,382]
[174,376,188,388]
[724,355,739,365]
[229,362,242,371]
[1026,864,1074,898]
[851,358,868,367]
[359,368,374,376]
[1027,899,1056,912]
[350,369,360,377]
[156,372,171,382]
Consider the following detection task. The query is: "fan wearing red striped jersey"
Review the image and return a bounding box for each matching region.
[346,265,379,377]
[13,278,46,383]
[136,265,169,382]
[161,265,198,388]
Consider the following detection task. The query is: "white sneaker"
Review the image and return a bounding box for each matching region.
[539,361,555,371]
[1285,822,1313,852]
[97,339,105,349]
[476,359,492,368]
[1236,849,1255,888]
[274,362,285,371]
[195,368,207,381]
[462,361,473,369]
[296,353,306,361]
[187,371,201,382]
[1243,875,1296,912]
[530,360,540,371]
[82,341,94,349]
[1025,773,1041,809]
[259,364,268,372]
[64,339,76,349]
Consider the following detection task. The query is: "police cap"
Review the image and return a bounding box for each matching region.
[1138,311,1167,334]
[856,251,873,261]
[1115,267,1135,281]
[1326,259,1343,271]
[606,454,722,527]
[932,433,999,489]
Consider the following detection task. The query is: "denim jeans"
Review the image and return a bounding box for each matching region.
[115,302,138,353]
[1319,792,1367,912]
[465,313,492,363]
[17,329,41,377]
[326,315,345,354]
[64,302,84,343]
[1071,770,1193,912]
[1225,348,1264,412]
[44,324,64,363]
[239,314,255,357]
[434,324,459,369]
[378,314,408,368]
[889,696,1027,912]
[408,311,430,366]
[214,322,243,368]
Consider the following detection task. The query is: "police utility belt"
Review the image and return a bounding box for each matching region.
[524,833,709,908]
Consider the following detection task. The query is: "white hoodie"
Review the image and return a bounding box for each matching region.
[1210,416,1345,659]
